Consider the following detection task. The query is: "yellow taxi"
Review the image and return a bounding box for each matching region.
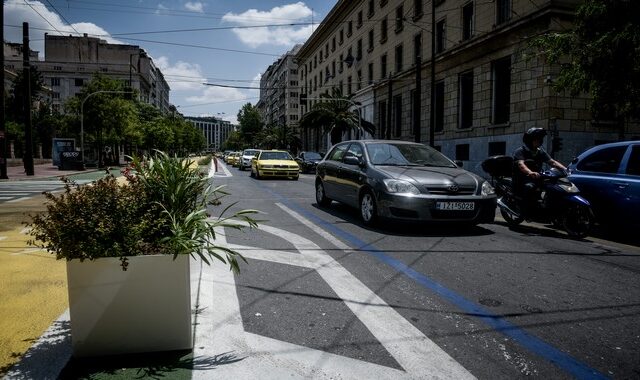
[250,150,300,180]
[226,151,241,167]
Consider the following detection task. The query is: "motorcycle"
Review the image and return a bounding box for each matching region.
[482,155,593,238]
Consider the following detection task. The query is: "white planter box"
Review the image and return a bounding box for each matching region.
[66,254,193,357]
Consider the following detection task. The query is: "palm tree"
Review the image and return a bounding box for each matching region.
[299,89,375,150]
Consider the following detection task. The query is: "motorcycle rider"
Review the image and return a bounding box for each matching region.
[513,127,567,214]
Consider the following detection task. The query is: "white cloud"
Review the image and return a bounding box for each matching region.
[185,86,246,105]
[223,2,314,48]
[155,57,206,92]
[184,2,204,13]
[4,0,123,58]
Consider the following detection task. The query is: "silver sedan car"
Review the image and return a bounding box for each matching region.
[315,140,497,226]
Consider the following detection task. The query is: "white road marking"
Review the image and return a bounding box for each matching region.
[192,215,475,379]
[7,197,32,203]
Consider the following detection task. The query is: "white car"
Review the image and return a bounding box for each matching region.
[239,149,260,171]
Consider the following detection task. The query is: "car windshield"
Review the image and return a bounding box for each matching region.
[260,151,292,160]
[243,150,259,156]
[366,143,456,167]
[305,152,323,160]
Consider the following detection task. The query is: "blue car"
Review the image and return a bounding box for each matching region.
[568,141,640,229]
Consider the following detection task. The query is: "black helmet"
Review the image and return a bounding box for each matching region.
[523,127,547,148]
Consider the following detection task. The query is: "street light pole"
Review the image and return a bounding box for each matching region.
[80,90,133,167]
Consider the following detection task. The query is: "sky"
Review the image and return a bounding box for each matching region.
[4,0,338,124]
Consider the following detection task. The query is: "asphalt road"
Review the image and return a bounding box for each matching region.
[210,162,640,380]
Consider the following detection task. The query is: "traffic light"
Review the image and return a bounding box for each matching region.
[300,93,307,106]
[552,137,563,153]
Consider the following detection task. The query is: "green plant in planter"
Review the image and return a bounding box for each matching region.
[28,151,258,272]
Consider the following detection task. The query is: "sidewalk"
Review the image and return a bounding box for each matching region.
[1,162,101,182]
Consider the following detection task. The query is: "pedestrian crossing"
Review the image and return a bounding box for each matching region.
[0,180,91,203]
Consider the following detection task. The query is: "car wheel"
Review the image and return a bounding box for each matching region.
[293,175,299,181]
[250,169,255,178]
[360,190,377,226]
[315,181,331,207]
[563,204,593,239]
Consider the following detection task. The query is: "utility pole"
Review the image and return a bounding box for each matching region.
[386,73,392,139]
[429,0,437,147]
[23,23,34,176]
[0,1,8,179]
[414,40,422,143]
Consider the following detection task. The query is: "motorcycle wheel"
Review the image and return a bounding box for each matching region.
[563,205,593,239]
[499,199,524,226]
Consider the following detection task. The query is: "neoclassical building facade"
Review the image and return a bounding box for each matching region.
[296,0,638,174]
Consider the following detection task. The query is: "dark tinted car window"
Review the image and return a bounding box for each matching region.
[305,152,323,160]
[627,145,640,176]
[328,144,348,162]
[366,143,456,167]
[577,146,627,173]
[260,151,292,160]
[345,143,364,160]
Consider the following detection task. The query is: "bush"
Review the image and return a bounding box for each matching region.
[28,151,258,271]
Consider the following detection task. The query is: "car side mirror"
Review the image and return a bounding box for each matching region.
[343,155,363,167]
[455,160,464,167]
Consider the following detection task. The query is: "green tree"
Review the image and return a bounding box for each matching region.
[299,89,374,148]
[221,130,243,151]
[255,124,301,151]
[4,67,49,157]
[237,103,263,146]
[533,0,640,134]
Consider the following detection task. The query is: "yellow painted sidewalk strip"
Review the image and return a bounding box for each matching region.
[0,195,68,376]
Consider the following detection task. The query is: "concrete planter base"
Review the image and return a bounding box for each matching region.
[66,254,192,357]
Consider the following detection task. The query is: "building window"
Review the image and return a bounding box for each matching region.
[410,89,416,135]
[357,39,363,60]
[393,94,402,137]
[332,37,336,51]
[379,100,387,137]
[395,44,403,73]
[492,56,511,124]
[413,33,422,64]
[414,0,423,19]
[458,70,474,129]
[332,60,336,76]
[368,62,374,84]
[436,19,446,53]
[435,80,445,132]
[52,92,60,99]
[339,54,344,72]
[395,5,404,33]
[381,54,387,78]
[456,144,470,161]
[357,10,363,28]
[51,77,60,86]
[75,78,84,87]
[357,70,362,90]
[380,0,388,7]
[339,80,344,94]
[488,141,506,156]
[462,2,474,40]
[339,29,344,44]
[497,0,511,25]
[368,0,375,17]
[381,17,388,43]
[325,44,329,57]
[347,76,352,95]
[347,20,353,36]
[368,29,375,52]
[53,66,62,71]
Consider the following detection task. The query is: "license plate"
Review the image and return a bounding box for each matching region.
[435,202,475,211]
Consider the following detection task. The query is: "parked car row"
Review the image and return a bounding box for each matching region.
[222,149,302,180]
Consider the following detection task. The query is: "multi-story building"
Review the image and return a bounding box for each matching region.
[3,34,171,115]
[257,45,302,131]
[296,0,638,174]
[185,116,235,152]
